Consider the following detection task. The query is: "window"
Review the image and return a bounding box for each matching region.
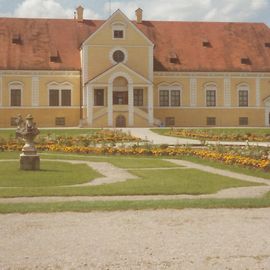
[239,89,248,107]
[134,89,143,106]
[61,90,71,106]
[159,90,169,107]
[171,90,180,106]
[55,117,65,126]
[114,30,123,39]
[165,117,175,127]
[207,117,216,126]
[113,50,125,63]
[159,87,181,107]
[241,57,251,65]
[239,117,248,126]
[94,89,104,106]
[49,89,71,106]
[49,89,59,106]
[11,89,21,106]
[206,90,216,106]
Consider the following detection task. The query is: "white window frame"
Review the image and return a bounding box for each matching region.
[204,83,217,107]
[237,83,249,107]
[112,21,126,40]
[158,83,182,107]
[9,81,24,107]
[47,82,73,107]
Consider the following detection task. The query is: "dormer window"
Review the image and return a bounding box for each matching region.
[169,52,180,64]
[114,30,124,39]
[241,57,251,65]
[12,33,21,44]
[112,21,125,40]
[202,39,211,48]
[265,42,270,48]
[50,49,61,63]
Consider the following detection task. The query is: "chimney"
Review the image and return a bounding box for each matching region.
[76,5,84,22]
[135,8,143,24]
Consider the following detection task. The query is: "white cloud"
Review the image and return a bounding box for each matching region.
[11,0,99,19]
[104,0,270,23]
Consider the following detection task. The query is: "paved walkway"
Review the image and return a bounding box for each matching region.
[122,128,270,147]
[0,157,270,203]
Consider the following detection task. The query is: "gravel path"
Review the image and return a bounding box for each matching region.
[0,209,270,270]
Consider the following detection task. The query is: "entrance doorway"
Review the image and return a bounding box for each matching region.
[116,115,126,127]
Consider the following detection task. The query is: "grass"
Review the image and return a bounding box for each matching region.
[174,155,270,180]
[0,128,98,140]
[0,161,101,187]
[0,167,259,197]
[1,197,270,213]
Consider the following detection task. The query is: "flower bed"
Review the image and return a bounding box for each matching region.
[166,129,270,142]
[1,142,269,171]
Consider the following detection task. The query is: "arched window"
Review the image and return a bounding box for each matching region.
[205,83,217,107]
[238,83,249,107]
[9,81,23,107]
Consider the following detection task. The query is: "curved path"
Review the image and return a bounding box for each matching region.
[0,157,270,203]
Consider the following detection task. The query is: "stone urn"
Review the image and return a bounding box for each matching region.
[16,114,40,170]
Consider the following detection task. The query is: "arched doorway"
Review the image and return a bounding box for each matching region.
[113,77,128,105]
[116,115,126,127]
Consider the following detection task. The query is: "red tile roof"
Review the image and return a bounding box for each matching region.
[1,17,270,72]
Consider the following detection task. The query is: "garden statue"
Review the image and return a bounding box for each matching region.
[16,114,40,170]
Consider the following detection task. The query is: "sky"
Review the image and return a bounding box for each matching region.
[0,0,270,24]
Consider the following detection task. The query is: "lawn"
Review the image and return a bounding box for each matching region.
[0,153,262,198]
[0,152,269,213]
[0,161,101,187]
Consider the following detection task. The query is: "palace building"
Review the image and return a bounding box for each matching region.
[1,6,270,128]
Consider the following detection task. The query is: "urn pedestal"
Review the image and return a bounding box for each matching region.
[20,154,40,170]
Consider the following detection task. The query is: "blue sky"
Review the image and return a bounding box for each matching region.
[0,0,270,24]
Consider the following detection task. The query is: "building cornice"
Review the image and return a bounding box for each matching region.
[154,71,270,78]
[0,70,81,77]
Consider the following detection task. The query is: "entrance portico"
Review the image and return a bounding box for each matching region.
[85,63,153,127]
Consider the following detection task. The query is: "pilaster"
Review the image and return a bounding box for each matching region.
[87,84,94,125]
[256,77,261,107]
[32,76,39,107]
[0,76,2,107]
[128,83,134,126]
[224,75,231,107]
[190,76,197,107]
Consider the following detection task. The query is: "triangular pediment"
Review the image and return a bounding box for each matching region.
[86,63,152,85]
[83,9,153,46]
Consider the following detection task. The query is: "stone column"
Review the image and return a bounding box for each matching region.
[108,83,113,126]
[148,84,154,125]
[128,83,134,126]
[87,84,94,126]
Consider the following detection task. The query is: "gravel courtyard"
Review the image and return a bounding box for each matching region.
[1,209,270,270]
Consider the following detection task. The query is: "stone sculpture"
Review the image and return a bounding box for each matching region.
[16,114,40,170]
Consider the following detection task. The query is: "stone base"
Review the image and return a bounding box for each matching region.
[20,154,40,171]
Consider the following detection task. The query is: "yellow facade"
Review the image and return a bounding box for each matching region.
[1,10,270,128]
